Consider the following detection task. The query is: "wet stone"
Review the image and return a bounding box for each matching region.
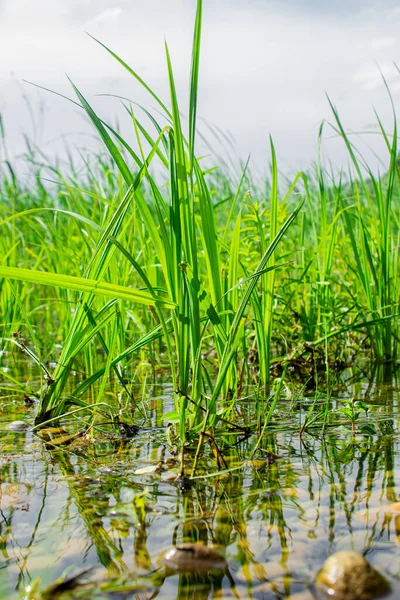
[0,483,31,510]
[315,551,391,600]
[5,421,29,432]
[161,542,227,573]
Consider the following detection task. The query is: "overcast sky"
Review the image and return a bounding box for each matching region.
[1,0,400,175]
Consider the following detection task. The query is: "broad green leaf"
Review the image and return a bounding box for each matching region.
[0,266,176,308]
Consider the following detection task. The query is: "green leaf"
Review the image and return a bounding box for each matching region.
[161,411,180,423]
[189,0,202,167]
[0,266,176,308]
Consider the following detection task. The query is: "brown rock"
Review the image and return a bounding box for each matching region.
[315,551,390,600]
[161,542,226,573]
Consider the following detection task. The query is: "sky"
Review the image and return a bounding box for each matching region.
[1,0,400,175]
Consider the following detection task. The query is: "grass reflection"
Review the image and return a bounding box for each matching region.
[0,367,399,598]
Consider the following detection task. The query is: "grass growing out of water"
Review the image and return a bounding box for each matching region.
[0,0,399,467]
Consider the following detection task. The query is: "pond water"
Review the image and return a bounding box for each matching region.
[1,359,400,599]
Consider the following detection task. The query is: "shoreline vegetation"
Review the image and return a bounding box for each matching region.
[0,0,399,474]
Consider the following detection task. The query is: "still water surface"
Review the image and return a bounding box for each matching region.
[1,362,400,599]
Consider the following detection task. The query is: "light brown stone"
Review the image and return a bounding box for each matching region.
[160,542,226,573]
[315,551,390,600]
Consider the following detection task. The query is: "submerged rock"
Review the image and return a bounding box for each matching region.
[0,483,31,509]
[5,421,29,432]
[161,542,226,573]
[315,551,390,600]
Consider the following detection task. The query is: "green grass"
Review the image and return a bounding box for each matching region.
[0,0,399,466]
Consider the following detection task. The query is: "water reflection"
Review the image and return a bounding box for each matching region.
[0,367,399,598]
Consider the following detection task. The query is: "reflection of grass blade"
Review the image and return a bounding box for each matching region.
[53,451,127,572]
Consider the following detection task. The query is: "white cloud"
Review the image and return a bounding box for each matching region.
[371,37,396,50]
[354,63,398,90]
[1,0,400,171]
[92,8,122,24]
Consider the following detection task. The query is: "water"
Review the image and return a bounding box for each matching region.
[1,0,400,173]
[1,362,400,599]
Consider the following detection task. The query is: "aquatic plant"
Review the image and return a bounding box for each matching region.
[0,0,303,463]
[0,0,399,467]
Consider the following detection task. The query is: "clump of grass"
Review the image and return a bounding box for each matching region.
[0,0,399,468]
[0,0,304,459]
